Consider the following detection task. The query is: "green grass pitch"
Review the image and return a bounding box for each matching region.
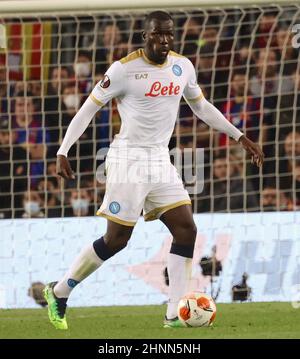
[1,302,299,339]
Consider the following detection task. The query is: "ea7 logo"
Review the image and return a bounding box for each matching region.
[135,73,148,80]
[292,24,300,49]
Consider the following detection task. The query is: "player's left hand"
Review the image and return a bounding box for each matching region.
[238,135,264,167]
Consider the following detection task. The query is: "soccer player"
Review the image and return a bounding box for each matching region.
[44,11,264,329]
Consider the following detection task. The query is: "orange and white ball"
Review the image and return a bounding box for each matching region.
[177,292,217,327]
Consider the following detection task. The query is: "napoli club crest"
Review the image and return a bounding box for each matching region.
[109,201,121,214]
[172,64,182,76]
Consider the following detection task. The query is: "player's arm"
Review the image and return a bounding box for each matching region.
[56,61,125,180]
[183,61,264,167]
[56,98,101,179]
[185,96,264,167]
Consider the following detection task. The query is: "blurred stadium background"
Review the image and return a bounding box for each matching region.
[0,0,300,314]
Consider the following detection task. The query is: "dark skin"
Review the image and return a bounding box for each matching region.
[142,18,174,65]
[57,18,264,251]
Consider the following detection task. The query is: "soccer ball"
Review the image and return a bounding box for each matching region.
[177,292,217,327]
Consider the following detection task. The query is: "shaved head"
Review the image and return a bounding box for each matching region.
[143,10,174,65]
[144,11,173,30]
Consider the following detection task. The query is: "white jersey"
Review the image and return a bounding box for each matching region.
[90,48,203,158]
[56,49,243,224]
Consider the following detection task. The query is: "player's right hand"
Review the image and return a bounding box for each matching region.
[56,155,75,180]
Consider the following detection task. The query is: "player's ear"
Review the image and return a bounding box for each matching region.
[142,31,146,41]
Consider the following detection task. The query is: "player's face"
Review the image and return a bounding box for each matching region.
[143,19,174,64]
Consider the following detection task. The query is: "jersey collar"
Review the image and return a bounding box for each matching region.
[141,49,169,68]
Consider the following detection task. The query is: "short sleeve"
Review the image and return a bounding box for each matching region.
[90,61,125,106]
[183,59,204,102]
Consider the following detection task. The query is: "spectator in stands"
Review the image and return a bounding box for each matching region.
[80,174,95,195]
[181,17,225,70]
[73,50,93,95]
[0,62,11,115]
[250,48,279,104]
[65,189,94,217]
[45,66,72,150]
[0,62,6,86]
[103,23,122,49]
[28,80,42,117]
[12,91,49,188]
[0,119,11,218]
[12,81,25,95]
[219,70,260,150]
[21,191,44,218]
[234,41,256,72]
[62,84,82,120]
[201,24,218,46]
[178,59,210,153]
[250,48,280,161]
[284,130,300,166]
[293,165,300,207]
[13,91,46,145]
[276,26,298,84]
[97,23,130,65]
[196,42,228,102]
[0,118,27,218]
[47,66,71,96]
[61,83,94,170]
[181,17,202,63]
[28,80,42,98]
[254,12,278,49]
[47,162,63,211]
[279,131,300,191]
[197,153,258,212]
[260,185,292,211]
[47,161,58,178]
[95,23,128,137]
[198,42,223,99]
[279,67,300,140]
[36,178,62,218]
[196,43,215,99]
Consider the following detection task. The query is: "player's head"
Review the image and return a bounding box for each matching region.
[142,11,174,64]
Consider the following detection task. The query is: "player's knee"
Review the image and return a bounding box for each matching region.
[184,223,197,246]
[188,222,197,240]
[170,222,197,259]
[104,231,131,253]
[173,222,197,246]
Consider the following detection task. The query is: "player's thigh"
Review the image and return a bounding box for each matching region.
[143,163,191,222]
[98,160,149,225]
[160,204,197,245]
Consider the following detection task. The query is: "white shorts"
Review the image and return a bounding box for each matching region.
[97,158,191,226]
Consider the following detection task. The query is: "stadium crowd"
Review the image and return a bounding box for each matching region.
[0,8,299,218]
